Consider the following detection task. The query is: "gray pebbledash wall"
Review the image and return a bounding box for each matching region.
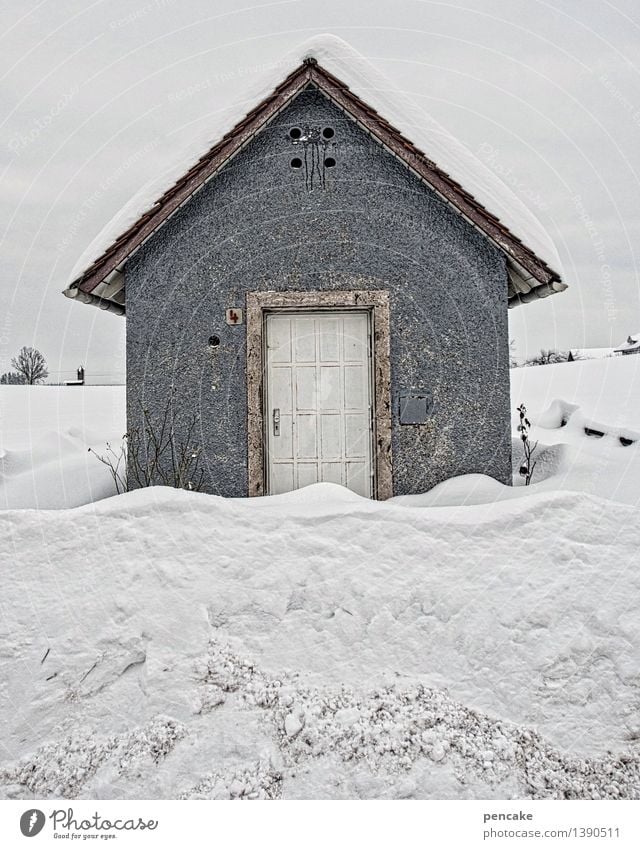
[125,85,511,497]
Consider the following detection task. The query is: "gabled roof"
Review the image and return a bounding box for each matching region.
[63,52,566,316]
[614,333,640,353]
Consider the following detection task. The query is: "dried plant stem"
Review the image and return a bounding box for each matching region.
[89,398,206,494]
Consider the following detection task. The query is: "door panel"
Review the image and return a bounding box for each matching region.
[346,462,368,497]
[294,318,315,362]
[297,463,318,488]
[265,311,373,497]
[271,367,293,411]
[269,320,292,362]
[344,365,366,409]
[345,412,368,458]
[319,319,340,361]
[272,414,293,460]
[319,365,340,409]
[271,464,294,494]
[295,367,316,409]
[320,414,341,458]
[296,413,317,458]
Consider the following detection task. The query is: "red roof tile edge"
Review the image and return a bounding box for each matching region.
[70,59,562,300]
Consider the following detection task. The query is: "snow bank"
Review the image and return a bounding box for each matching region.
[509,357,640,506]
[70,34,561,283]
[0,386,124,509]
[1,485,639,800]
[511,355,640,434]
[570,348,615,360]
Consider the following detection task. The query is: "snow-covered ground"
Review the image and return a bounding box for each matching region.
[1,356,639,799]
[0,386,124,510]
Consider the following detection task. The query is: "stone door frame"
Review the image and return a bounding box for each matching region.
[246,289,393,499]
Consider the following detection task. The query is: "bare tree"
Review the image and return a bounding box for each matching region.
[524,348,571,367]
[0,371,26,385]
[11,346,48,384]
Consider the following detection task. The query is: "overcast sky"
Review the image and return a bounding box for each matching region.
[1,0,639,383]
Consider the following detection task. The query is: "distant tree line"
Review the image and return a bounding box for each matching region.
[510,346,580,368]
[523,349,576,366]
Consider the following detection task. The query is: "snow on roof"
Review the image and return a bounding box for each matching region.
[570,347,616,360]
[614,333,640,353]
[66,35,564,309]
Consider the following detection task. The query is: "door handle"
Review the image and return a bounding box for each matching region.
[273,408,280,436]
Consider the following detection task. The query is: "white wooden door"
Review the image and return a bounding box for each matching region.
[265,311,374,497]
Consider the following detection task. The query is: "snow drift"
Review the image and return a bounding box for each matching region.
[0,386,124,509]
[0,484,639,799]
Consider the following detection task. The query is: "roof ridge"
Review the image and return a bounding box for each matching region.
[66,57,564,305]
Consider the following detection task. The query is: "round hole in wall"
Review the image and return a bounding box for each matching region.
[289,127,302,139]
[290,157,303,169]
[208,335,221,348]
[324,157,336,168]
[322,127,335,139]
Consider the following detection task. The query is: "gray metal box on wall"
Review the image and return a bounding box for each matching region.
[399,392,433,425]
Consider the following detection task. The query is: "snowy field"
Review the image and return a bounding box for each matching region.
[0,386,124,510]
[1,356,639,799]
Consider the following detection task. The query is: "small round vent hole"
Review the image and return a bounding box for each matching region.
[322,127,335,139]
[289,127,302,139]
[324,157,336,168]
[291,157,302,169]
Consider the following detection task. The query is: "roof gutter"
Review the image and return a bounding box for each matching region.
[62,284,126,316]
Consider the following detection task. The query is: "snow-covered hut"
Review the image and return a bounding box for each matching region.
[614,334,640,356]
[63,39,567,498]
